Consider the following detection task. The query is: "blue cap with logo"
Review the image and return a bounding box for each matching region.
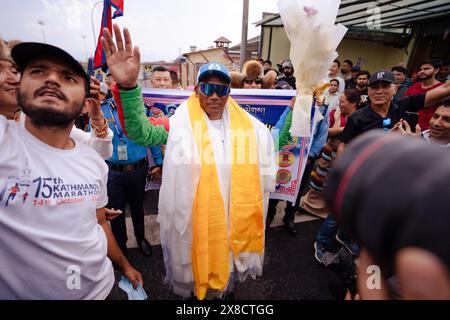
[197,62,231,84]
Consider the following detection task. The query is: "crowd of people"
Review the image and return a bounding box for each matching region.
[0,22,449,300]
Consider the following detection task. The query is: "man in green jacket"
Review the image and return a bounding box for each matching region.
[101,25,169,146]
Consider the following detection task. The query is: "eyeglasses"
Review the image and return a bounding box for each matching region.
[198,82,230,97]
[244,78,262,85]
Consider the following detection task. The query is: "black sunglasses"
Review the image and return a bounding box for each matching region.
[244,78,262,85]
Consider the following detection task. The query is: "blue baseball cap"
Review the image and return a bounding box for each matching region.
[197,62,231,84]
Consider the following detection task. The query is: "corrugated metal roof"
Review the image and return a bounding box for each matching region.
[255,0,450,29]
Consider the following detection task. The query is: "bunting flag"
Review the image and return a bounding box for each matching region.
[93,0,124,69]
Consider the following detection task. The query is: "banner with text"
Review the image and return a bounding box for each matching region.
[141,88,316,203]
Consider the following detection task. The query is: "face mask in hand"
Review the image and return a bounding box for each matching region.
[118,276,148,300]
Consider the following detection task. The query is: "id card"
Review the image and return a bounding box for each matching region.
[118,144,128,161]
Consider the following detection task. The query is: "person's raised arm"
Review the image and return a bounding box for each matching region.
[424,80,450,108]
[100,25,140,89]
[101,24,168,146]
[70,76,113,159]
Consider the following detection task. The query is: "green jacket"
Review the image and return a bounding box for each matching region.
[118,86,168,147]
[277,110,293,150]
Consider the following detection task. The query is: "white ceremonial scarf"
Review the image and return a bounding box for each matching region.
[157,101,277,298]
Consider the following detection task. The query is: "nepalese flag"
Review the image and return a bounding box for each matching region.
[93,0,124,70]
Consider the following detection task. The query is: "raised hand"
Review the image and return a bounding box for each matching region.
[101,24,141,88]
[391,119,421,138]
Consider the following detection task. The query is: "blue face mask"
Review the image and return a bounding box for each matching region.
[199,82,230,97]
[119,276,148,300]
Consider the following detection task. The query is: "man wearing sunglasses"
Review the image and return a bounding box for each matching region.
[195,70,231,119]
[243,77,263,89]
[101,25,277,300]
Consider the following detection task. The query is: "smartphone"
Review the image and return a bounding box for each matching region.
[404,111,419,132]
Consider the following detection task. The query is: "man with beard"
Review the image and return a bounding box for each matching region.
[340,60,353,81]
[354,71,370,108]
[404,59,444,130]
[0,37,113,160]
[344,65,360,90]
[0,42,142,299]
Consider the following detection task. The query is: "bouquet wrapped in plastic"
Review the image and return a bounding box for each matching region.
[278,0,347,137]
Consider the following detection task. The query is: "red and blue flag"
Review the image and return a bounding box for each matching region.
[93,0,124,70]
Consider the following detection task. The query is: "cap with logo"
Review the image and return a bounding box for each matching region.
[197,62,231,84]
[368,70,395,86]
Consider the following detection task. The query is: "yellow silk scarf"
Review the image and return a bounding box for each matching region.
[187,93,264,300]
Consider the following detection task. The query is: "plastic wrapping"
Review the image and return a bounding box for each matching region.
[278,0,347,137]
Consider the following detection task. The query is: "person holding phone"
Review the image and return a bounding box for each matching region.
[392,97,450,148]
[338,70,450,154]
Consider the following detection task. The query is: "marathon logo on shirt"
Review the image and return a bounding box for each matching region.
[0,169,101,208]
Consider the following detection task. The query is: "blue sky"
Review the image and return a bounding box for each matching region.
[0,0,279,62]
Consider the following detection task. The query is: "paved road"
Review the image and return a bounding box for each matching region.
[115,190,340,300]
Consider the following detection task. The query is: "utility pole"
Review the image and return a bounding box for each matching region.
[37,20,47,43]
[240,0,249,71]
[91,0,103,48]
[82,35,89,61]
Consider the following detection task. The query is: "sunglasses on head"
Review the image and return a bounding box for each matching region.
[198,82,230,97]
[244,78,262,85]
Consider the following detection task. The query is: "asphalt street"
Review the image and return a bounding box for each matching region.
[113,190,340,300]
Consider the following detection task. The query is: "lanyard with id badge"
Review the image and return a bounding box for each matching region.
[107,101,128,161]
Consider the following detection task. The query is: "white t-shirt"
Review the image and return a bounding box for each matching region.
[0,116,114,299]
[19,112,114,160]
